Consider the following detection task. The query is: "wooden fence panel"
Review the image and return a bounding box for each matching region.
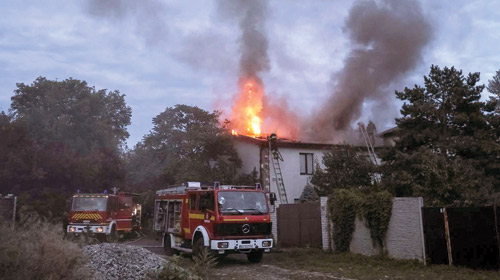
[277,202,322,248]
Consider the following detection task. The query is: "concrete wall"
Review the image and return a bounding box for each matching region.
[321,197,426,262]
[320,197,330,251]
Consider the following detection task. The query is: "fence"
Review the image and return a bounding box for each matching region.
[422,206,500,269]
[321,197,426,262]
[277,202,322,248]
[0,194,16,222]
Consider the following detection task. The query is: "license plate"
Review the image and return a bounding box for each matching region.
[239,244,253,249]
[83,220,90,223]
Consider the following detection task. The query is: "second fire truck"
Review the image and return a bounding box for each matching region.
[154,182,276,263]
[67,192,142,241]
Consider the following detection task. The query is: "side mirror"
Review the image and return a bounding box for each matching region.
[269,192,277,206]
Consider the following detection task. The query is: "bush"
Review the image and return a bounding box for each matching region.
[328,189,393,253]
[361,190,393,248]
[0,214,91,280]
[299,183,319,203]
[328,189,362,252]
[146,255,201,280]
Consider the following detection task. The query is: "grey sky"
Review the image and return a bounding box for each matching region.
[1,0,499,146]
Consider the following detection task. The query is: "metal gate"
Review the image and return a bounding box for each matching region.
[422,206,500,269]
[277,202,322,248]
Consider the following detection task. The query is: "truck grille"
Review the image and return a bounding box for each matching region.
[214,223,272,236]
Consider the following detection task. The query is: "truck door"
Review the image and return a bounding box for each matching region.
[199,192,215,234]
[188,193,200,238]
[117,196,133,231]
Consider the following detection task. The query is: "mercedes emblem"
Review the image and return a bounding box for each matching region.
[242,224,250,234]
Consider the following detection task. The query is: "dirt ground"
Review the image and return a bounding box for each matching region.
[120,235,500,280]
[208,254,353,280]
[123,236,351,280]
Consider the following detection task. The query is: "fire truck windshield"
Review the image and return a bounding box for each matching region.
[217,191,268,215]
[72,197,108,211]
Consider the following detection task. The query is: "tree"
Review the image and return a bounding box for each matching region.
[299,182,319,203]
[10,77,131,155]
[487,69,500,97]
[1,77,131,219]
[311,144,374,196]
[382,65,500,205]
[128,105,241,187]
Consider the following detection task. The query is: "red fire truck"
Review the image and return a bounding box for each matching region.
[67,192,141,241]
[154,182,276,263]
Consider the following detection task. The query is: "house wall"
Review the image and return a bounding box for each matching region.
[269,146,327,203]
[321,197,426,262]
[234,140,261,176]
[382,135,398,147]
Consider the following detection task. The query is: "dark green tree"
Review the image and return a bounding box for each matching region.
[1,77,131,219]
[311,144,374,196]
[299,182,319,203]
[10,77,131,155]
[487,69,500,97]
[382,65,500,205]
[128,105,241,187]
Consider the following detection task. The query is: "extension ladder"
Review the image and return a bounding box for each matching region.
[269,141,288,204]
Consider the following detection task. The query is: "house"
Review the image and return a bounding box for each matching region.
[233,133,389,204]
[377,127,399,147]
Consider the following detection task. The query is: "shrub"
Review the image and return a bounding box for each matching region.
[361,190,393,248]
[328,189,362,252]
[191,249,218,278]
[328,189,393,253]
[0,214,91,280]
[146,255,201,280]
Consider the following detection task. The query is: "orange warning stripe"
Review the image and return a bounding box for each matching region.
[72,213,102,220]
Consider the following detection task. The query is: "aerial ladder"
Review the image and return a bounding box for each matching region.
[268,133,288,204]
[358,122,381,184]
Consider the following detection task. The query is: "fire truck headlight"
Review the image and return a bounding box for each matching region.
[69,227,75,232]
[96,227,103,233]
[217,242,229,249]
[262,241,271,247]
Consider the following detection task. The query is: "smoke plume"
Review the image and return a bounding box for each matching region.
[217,0,270,79]
[306,0,432,142]
[85,0,168,45]
[218,0,299,139]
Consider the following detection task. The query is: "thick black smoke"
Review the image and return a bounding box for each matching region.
[217,0,270,81]
[306,0,432,142]
[85,0,168,45]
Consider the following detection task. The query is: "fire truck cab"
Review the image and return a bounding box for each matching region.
[154,182,276,263]
[67,192,141,240]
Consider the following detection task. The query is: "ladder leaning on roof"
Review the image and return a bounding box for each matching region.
[358,122,379,166]
[358,122,381,184]
[268,133,288,204]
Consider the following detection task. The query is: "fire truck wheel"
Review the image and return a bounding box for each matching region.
[107,226,117,242]
[164,234,174,256]
[193,237,209,259]
[247,250,263,263]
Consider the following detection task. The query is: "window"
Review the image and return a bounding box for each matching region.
[199,192,214,211]
[119,197,132,210]
[300,153,314,175]
[189,194,198,211]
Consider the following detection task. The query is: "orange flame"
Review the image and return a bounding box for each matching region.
[230,79,263,137]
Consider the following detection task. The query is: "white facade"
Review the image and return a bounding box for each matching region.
[268,146,327,203]
[233,136,331,204]
[234,140,261,175]
[232,134,387,204]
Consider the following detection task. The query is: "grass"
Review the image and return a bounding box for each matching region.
[264,248,500,280]
[0,213,91,280]
[170,248,500,279]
